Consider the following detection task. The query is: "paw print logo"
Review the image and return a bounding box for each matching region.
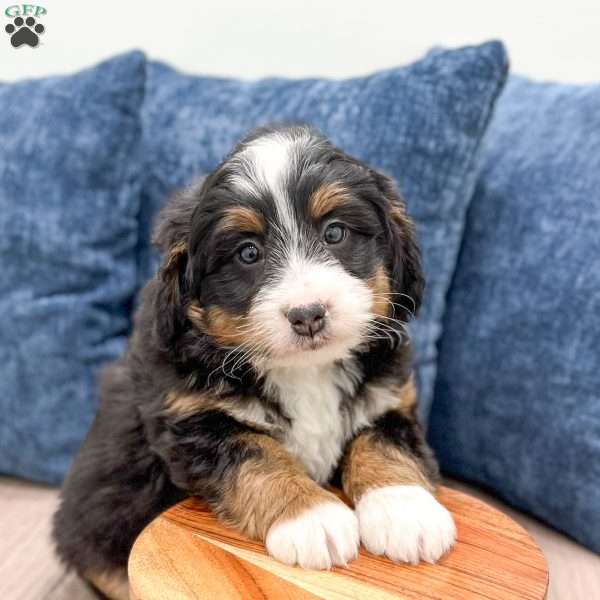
[5,16,45,48]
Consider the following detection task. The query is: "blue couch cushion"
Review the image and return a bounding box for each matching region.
[429,76,600,553]
[140,42,508,419]
[0,52,145,484]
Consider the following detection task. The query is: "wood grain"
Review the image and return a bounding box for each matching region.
[128,487,548,600]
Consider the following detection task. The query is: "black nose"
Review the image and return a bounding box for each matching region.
[287,303,326,337]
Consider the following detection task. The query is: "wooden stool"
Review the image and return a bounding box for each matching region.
[129,487,548,599]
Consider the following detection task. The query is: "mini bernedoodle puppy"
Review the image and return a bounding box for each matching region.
[53,125,455,599]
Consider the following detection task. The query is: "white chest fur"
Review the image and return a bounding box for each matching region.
[264,364,360,483]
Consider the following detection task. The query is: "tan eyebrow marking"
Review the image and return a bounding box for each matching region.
[309,183,352,220]
[218,206,265,235]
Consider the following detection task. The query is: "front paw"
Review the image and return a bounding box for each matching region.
[265,500,359,569]
[355,485,456,564]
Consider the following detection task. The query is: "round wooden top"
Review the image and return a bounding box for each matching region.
[129,487,548,600]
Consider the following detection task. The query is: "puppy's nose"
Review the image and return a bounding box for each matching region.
[287,303,326,337]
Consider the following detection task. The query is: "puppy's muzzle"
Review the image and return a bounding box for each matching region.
[287,303,326,337]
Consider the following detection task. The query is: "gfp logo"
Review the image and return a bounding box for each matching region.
[4,4,46,47]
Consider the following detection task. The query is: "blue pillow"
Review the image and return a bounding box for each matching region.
[429,76,600,553]
[140,42,508,419]
[0,52,145,484]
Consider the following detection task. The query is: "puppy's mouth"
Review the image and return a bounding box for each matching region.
[293,331,331,351]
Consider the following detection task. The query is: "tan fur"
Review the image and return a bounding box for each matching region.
[309,183,352,220]
[165,392,250,425]
[186,302,205,330]
[85,569,129,600]
[396,376,417,415]
[367,265,392,318]
[219,206,265,234]
[164,240,187,271]
[391,202,419,255]
[342,432,434,505]
[342,377,430,504]
[203,306,252,347]
[165,391,213,416]
[220,433,336,540]
[159,240,188,307]
[163,393,289,451]
[188,304,271,354]
[390,203,410,228]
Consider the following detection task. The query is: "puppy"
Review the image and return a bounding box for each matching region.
[53,125,455,599]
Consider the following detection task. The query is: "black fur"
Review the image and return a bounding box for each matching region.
[154,409,264,503]
[52,125,436,577]
[371,410,440,483]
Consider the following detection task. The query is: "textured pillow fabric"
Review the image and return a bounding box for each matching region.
[0,52,145,484]
[140,42,508,419]
[429,77,600,552]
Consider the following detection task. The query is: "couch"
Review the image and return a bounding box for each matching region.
[2,43,599,599]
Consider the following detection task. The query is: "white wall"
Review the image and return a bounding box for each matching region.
[2,0,600,83]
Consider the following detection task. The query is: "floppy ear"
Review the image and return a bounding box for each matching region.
[371,171,425,322]
[152,190,198,349]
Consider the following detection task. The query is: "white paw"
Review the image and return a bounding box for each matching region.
[265,501,360,569]
[356,485,456,564]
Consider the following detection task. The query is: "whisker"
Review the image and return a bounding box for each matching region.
[364,318,409,347]
[227,340,268,376]
[370,292,416,319]
[363,322,395,345]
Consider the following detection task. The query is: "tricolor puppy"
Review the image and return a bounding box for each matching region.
[53,125,455,599]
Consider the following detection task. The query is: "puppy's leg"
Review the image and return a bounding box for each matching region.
[85,569,129,600]
[159,409,359,569]
[342,379,455,564]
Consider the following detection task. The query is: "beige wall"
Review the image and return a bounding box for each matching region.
[2,0,600,83]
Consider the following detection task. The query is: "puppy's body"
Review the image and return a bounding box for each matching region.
[53,126,454,599]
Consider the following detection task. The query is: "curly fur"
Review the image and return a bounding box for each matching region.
[52,125,443,595]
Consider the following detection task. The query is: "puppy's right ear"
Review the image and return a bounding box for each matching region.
[152,190,198,350]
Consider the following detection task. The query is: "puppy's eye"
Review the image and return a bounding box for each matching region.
[237,243,260,265]
[323,223,347,245]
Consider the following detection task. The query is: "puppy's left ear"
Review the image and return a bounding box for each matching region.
[152,190,197,350]
[372,171,424,322]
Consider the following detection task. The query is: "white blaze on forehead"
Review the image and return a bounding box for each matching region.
[229,131,313,235]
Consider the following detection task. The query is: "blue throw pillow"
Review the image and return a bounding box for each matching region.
[140,42,508,419]
[0,52,145,484]
[429,76,600,552]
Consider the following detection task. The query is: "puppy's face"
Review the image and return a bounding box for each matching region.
[156,127,423,372]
